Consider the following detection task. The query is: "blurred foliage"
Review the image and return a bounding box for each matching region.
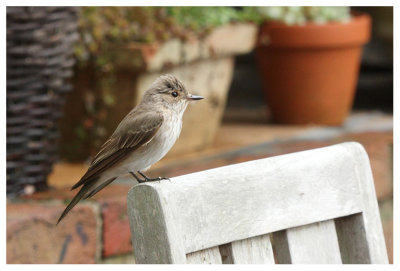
[165,7,255,31]
[257,6,351,25]
[75,7,261,63]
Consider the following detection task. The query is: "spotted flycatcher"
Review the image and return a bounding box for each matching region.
[57,74,203,224]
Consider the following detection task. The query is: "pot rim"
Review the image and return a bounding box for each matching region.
[258,11,371,48]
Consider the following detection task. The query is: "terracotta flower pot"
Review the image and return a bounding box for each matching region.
[256,12,371,125]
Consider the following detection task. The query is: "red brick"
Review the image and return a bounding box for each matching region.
[19,184,134,259]
[20,184,134,258]
[100,197,132,257]
[7,202,98,264]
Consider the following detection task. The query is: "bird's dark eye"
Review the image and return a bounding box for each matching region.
[171,91,178,97]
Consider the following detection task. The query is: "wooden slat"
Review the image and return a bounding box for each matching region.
[230,234,275,264]
[335,213,371,263]
[273,220,342,264]
[219,243,233,264]
[186,247,222,264]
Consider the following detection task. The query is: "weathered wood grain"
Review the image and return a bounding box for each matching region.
[230,234,275,264]
[219,243,234,264]
[273,220,342,264]
[186,246,222,264]
[335,213,371,263]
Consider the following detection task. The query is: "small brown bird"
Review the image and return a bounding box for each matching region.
[57,74,203,224]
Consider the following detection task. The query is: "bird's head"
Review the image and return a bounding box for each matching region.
[143,74,204,113]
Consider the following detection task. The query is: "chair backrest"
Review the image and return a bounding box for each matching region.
[127,142,388,264]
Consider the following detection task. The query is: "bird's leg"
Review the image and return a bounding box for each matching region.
[130,172,146,183]
[138,171,170,182]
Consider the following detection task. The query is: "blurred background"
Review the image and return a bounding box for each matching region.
[6,6,393,264]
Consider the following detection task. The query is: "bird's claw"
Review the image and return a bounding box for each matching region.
[148,176,170,183]
[160,177,171,182]
[134,171,170,183]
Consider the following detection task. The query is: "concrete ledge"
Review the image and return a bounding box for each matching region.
[110,22,258,72]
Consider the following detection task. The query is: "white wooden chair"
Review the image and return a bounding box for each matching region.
[127,142,388,264]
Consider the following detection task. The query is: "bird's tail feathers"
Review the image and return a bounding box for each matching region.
[82,177,117,200]
[57,181,96,225]
[57,176,118,225]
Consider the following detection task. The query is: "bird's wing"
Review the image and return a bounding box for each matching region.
[71,110,164,190]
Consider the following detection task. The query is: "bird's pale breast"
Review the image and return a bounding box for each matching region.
[114,111,183,175]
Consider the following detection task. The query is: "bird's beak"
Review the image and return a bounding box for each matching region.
[187,93,204,101]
